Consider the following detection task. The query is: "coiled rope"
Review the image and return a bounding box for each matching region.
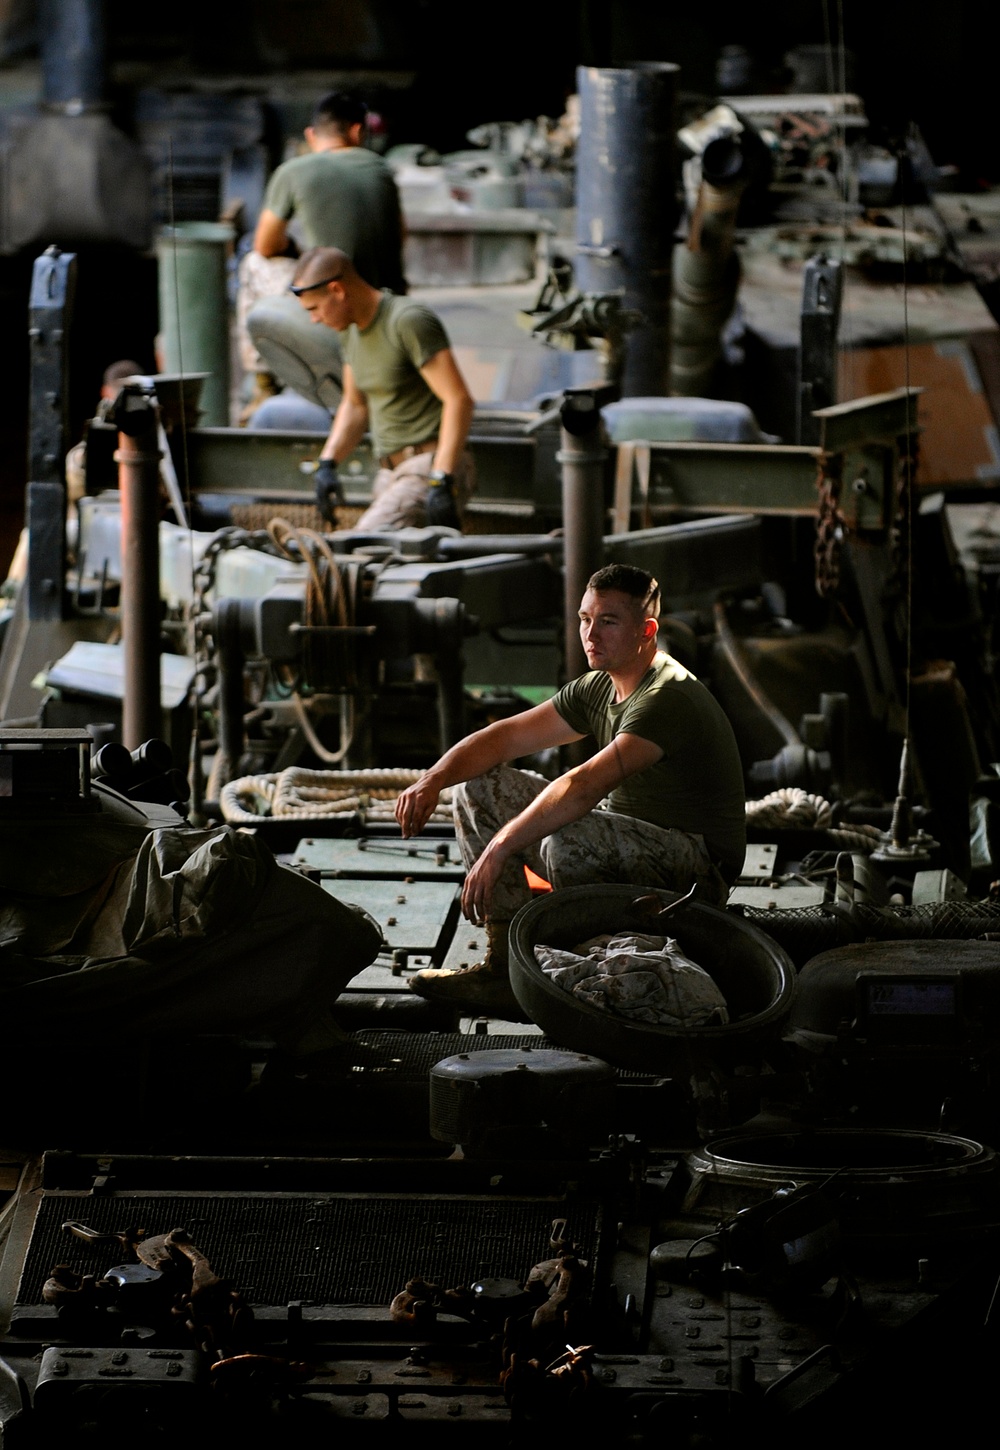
[746,787,884,852]
[220,767,454,825]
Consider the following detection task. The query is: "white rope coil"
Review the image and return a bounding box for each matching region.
[220,767,454,825]
[746,787,884,853]
[747,788,834,830]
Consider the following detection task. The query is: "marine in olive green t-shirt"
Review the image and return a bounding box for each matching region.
[552,652,746,880]
[341,293,451,459]
[263,148,406,293]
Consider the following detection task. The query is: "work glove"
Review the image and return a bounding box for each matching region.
[425,470,460,529]
[314,458,344,523]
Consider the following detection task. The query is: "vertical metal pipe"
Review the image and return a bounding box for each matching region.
[39,0,106,109]
[157,222,234,428]
[669,135,752,397]
[26,247,75,622]
[576,63,679,397]
[559,389,608,681]
[797,256,843,444]
[212,599,248,788]
[115,390,162,750]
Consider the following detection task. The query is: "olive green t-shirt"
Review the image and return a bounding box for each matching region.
[552,652,746,879]
[263,147,406,293]
[341,293,450,459]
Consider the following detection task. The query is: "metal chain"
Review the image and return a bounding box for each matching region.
[188,527,281,704]
[186,527,284,820]
[813,451,845,598]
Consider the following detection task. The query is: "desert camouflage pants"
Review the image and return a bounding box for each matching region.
[238,250,298,372]
[452,764,729,921]
[355,447,476,531]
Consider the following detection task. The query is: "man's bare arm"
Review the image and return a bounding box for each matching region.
[419,349,474,474]
[322,365,368,463]
[395,701,583,838]
[253,209,291,258]
[461,732,664,923]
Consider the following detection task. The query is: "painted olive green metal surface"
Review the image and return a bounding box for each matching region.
[321,876,459,954]
[157,223,233,427]
[292,835,464,881]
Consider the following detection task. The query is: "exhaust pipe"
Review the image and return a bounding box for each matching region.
[669,133,754,397]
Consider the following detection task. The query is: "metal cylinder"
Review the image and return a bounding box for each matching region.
[575,63,679,397]
[669,136,751,397]
[559,389,608,681]
[157,222,234,427]
[40,0,105,109]
[116,406,162,751]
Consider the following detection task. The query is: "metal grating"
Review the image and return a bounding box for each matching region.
[345,1031,657,1083]
[18,1193,602,1309]
[742,899,1000,967]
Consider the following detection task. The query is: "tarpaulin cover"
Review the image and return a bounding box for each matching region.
[0,816,381,1054]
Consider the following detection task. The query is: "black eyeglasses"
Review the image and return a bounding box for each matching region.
[288,273,343,297]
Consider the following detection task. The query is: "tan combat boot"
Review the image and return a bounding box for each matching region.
[408,922,530,1022]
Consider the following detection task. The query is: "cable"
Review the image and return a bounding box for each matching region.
[291,690,355,765]
[899,161,915,749]
[713,600,801,748]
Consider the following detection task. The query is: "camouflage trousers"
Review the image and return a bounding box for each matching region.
[355,448,475,531]
[452,764,729,921]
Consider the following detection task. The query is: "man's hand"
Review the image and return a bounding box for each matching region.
[314,458,344,522]
[461,843,507,926]
[395,776,441,837]
[425,471,459,529]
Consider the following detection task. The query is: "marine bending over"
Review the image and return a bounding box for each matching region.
[395,563,747,1020]
[292,245,475,529]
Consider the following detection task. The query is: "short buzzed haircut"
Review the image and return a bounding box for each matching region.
[292,246,355,287]
[313,91,368,136]
[588,563,661,619]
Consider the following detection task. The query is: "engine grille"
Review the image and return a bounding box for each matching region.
[345,1031,654,1082]
[18,1192,603,1309]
